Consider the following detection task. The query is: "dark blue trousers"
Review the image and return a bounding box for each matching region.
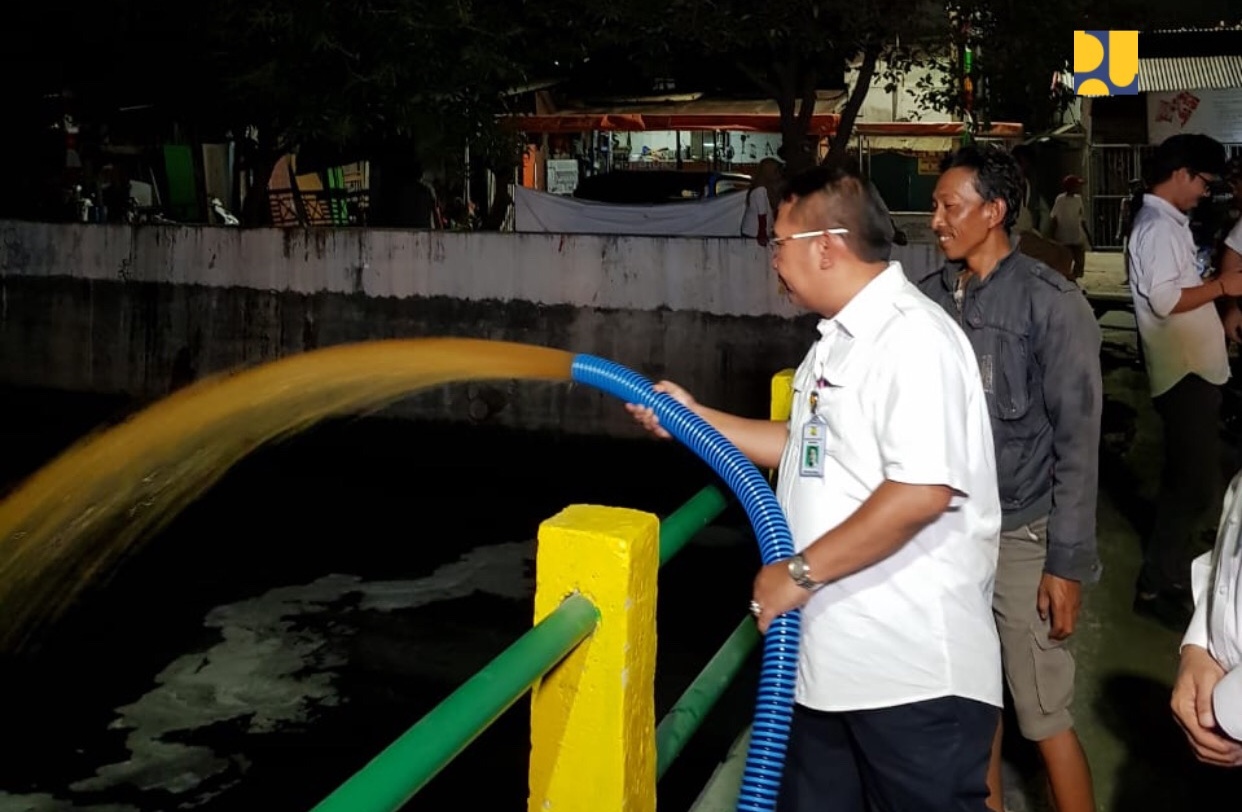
[777,696,998,812]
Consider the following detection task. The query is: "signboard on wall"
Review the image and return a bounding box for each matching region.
[546,159,580,195]
[1147,88,1242,144]
[915,152,944,175]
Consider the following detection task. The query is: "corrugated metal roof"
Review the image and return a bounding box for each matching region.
[1149,24,1242,34]
[1139,54,1242,91]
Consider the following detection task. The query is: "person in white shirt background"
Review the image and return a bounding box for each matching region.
[740,157,784,246]
[1126,133,1242,631]
[1173,468,1242,767]
[1050,174,1091,281]
[628,161,1002,811]
[1170,150,1242,776]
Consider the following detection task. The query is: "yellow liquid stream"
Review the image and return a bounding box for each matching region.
[0,338,575,653]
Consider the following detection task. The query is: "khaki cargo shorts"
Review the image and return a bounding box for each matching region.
[993,515,1076,742]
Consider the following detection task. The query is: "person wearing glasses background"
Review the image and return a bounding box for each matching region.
[627,161,1004,811]
[916,144,1102,812]
[1126,133,1242,633]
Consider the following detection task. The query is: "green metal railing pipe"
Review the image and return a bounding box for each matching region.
[659,485,728,567]
[309,593,600,812]
[655,616,761,779]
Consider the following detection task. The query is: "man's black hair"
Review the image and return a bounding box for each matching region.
[939,144,1025,232]
[1146,133,1227,186]
[779,159,895,263]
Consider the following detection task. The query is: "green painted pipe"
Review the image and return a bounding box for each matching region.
[309,593,599,812]
[310,487,728,811]
[655,617,761,779]
[659,485,728,567]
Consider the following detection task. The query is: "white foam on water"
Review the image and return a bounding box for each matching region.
[0,793,140,812]
[5,540,535,810]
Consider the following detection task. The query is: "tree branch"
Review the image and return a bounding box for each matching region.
[827,40,880,160]
[795,67,818,132]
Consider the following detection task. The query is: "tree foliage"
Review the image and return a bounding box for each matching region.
[548,0,1241,163]
[908,0,1242,134]
[6,0,536,165]
[5,0,1240,221]
[208,0,529,159]
[531,0,953,171]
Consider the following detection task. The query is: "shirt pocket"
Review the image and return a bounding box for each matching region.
[817,386,878,502]
[978,330,1032,423]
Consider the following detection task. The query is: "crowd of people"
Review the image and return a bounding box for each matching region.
[627,134,1242,810]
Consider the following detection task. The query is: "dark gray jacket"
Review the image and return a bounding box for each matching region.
[916,247,1103,583]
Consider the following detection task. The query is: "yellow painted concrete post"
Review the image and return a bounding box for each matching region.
[770,368,795,422]
[769,368,795,482]
[528,505,660,812]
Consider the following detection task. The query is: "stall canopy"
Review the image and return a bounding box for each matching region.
[508,111,839,134]
[500,95,1022,138]
[506,114,1023,137]
[502,95,846,134]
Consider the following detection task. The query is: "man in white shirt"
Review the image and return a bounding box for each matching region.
[741,158,783,245]
[1173,467,1242,767]
[627,162,1002,810]
[1050,175,1089,280]
[1127,133,1242,631]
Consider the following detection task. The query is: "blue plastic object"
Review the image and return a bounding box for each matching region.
[571,354,798,812]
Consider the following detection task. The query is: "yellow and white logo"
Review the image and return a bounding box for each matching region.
[1074,30,1139,96]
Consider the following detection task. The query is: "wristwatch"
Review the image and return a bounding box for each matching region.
[787,553,826,591]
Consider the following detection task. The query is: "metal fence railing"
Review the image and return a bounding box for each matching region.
[1088,142,1242,250]
[308,483,752,812]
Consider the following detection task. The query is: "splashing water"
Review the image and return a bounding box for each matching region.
[0,338,575,653]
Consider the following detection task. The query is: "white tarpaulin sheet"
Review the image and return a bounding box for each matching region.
[514,185,750,237]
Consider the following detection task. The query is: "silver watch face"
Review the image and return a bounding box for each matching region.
[789,554,822,589]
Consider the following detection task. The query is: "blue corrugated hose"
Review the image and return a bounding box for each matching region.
[571,354,798,812]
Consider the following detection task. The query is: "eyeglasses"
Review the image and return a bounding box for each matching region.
[769,228,849,251]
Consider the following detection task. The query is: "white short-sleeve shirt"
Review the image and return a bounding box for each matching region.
[1050,193,1086,245]
[1127,193,1229,397]
[1183,469,1242,740]
[775,262,1003,712]
[740,188,774,240]
[1225,216,1242,256]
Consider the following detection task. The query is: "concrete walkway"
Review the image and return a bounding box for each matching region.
[691,251,1242,811]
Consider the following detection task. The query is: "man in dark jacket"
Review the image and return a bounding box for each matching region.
[916,144,1103,812]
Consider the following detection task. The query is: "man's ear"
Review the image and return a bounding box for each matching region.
[818,231,848,271]
[989,198,1009,230]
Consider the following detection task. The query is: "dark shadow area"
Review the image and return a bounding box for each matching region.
[1095,672,1242,810]
[1096,339,1156,562]
[1097,341,1242,570]
[1099,393,1154,541]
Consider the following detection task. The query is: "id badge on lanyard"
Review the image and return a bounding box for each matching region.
[799,388,827,478]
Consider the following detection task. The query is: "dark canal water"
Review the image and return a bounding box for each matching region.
[0,386,761,812]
